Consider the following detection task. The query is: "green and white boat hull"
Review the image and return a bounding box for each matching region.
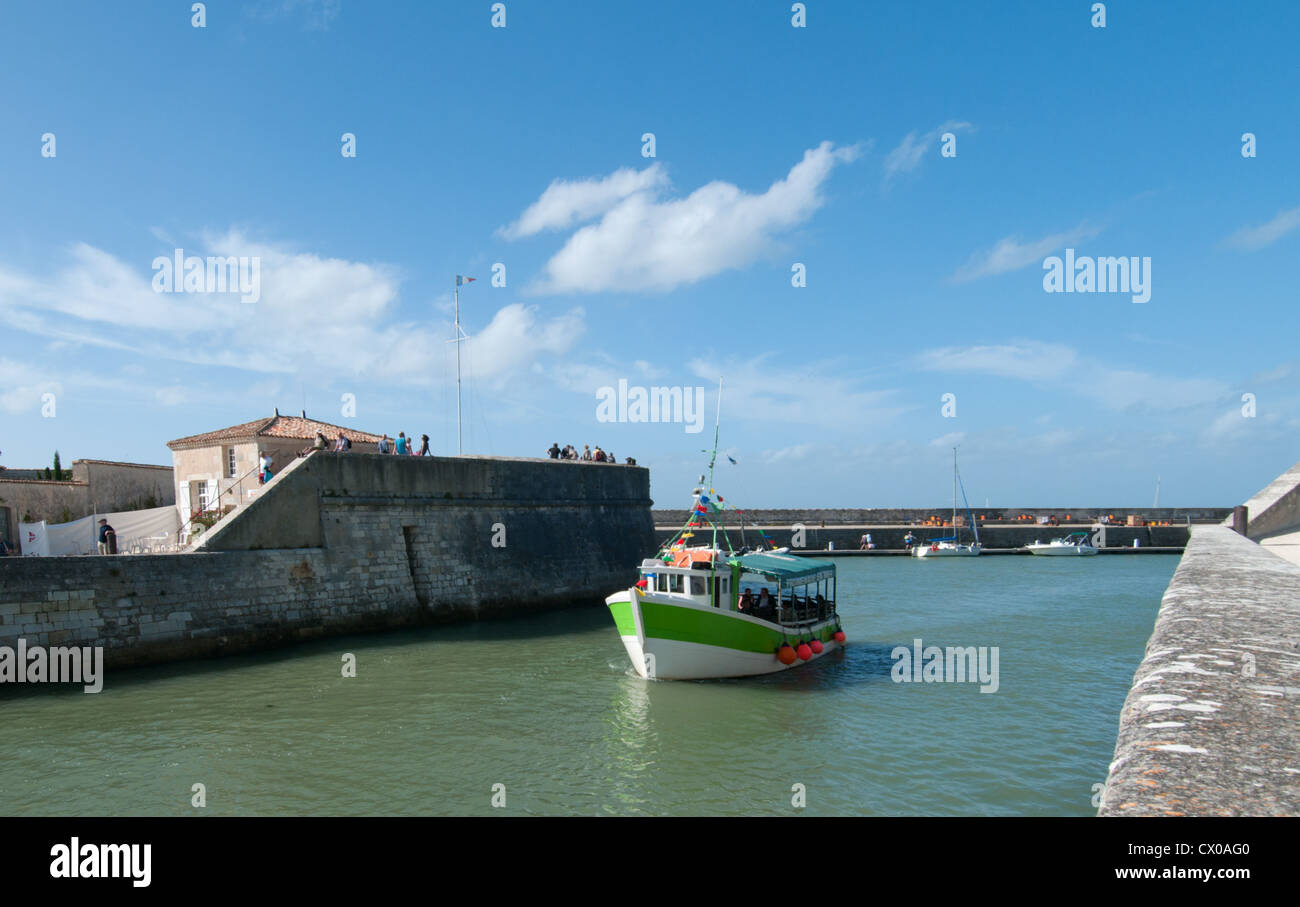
[606,589,841,680]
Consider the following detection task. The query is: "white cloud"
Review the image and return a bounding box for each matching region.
[456,303,585,384]
[918,340,1229,413]
[928,431,966,448]
[685,354,902,429]
[1252,362,1294,384]
[0,233,586,391]
[883,120,971,183]
[761,443,817,463]
[951,223,1101,283]
[0,359,62,416]
[513,142,863,294]
[1204,408,1248,440]
[154,386,189,407]
[499,165,668,239]
[1083,369,1228,413]
[1222,206,1300,251]
[917,341,1079,381]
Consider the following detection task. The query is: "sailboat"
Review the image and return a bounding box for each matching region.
[912,447,981,558]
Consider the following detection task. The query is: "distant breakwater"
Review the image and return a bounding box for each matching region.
[654,523,1192,552]
[654,507,1229,527]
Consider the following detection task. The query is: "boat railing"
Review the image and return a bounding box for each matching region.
[777,596,835,625]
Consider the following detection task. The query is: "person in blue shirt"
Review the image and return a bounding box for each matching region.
[396,432,409,455]
[97,519,116,555]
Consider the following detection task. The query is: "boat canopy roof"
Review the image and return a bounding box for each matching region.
[729,551,835,585]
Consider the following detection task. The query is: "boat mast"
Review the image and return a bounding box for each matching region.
[706,378,724,603]
[706,377,723,491]
[952,447,959,544]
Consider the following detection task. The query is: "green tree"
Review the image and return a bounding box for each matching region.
[52,451,63,481]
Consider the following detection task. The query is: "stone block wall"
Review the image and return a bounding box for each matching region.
[0,455,655,669]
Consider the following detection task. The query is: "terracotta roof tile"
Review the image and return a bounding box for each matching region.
[167,415,384,449]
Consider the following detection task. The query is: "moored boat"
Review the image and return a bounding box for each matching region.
[913,447,982,558]
[1024,531,1099,556]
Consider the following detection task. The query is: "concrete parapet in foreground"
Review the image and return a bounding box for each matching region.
[1099,526,1300,816]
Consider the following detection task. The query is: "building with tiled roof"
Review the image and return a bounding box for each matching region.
[166,410,385,521]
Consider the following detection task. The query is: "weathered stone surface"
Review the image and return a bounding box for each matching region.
[0,456,654,669]
[1099,526,1300,816]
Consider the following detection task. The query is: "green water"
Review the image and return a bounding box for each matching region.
[0,556,1175,816]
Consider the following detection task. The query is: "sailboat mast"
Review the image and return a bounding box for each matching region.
[952,447,959,542]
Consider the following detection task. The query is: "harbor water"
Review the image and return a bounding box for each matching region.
[0,556,1176,816]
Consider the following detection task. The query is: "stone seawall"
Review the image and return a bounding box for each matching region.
[1098,526,1300,816]
[0,454,655,669]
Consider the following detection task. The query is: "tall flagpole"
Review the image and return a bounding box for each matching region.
[449,276,474,456]
[454,280,462,456]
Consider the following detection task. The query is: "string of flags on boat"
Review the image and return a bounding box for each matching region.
[662,488,780,557]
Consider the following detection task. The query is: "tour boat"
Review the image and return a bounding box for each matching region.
[605,488,845,681]
[913,447,981,558]
[1024,531,1099,556]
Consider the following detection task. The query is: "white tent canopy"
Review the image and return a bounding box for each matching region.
[19,504,181,556]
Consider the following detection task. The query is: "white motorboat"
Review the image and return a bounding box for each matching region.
[1024,531,1099,556]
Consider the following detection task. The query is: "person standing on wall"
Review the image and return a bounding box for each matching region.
[97,519,116,555]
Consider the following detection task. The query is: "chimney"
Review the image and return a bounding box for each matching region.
[274,407,279,416]
[301,409,307,419]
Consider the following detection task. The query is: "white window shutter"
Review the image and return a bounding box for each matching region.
[207,479,219,511]
[179,481,191,514]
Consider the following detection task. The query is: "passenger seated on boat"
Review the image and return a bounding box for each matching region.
[738,590,754,612]
[757,588,772,610]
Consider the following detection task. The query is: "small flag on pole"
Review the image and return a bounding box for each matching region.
[456,275,476,286]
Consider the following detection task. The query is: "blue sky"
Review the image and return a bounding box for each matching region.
[1,0,1297,508]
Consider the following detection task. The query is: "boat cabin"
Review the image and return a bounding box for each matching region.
[638,557,733,609]
[638,550,837,626]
